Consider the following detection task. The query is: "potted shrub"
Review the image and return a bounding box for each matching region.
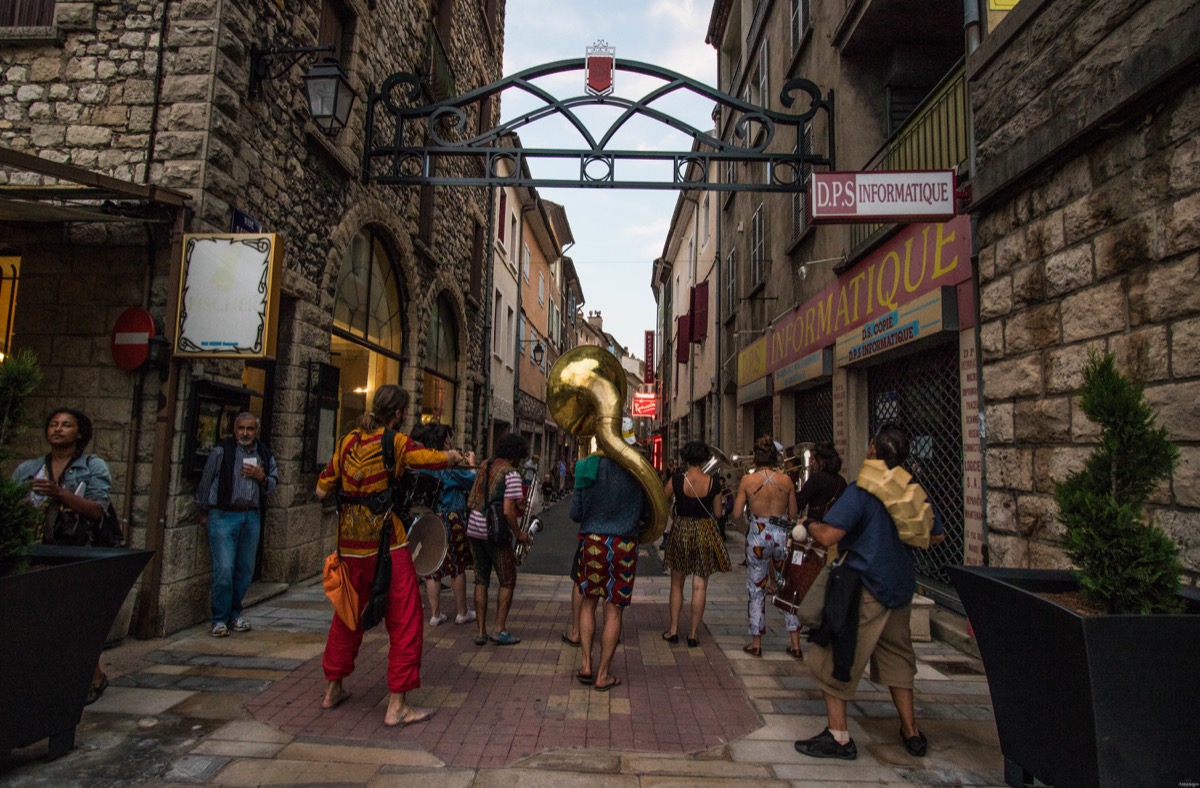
[950,354,1200,788]
[0,351,154,760]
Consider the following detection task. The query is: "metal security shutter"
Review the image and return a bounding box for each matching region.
[793,384,833,446]
[867,341,963,603]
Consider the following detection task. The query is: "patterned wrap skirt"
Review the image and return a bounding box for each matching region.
[425,509,474,581]
[575,533,638,607]
[662,515,732,578]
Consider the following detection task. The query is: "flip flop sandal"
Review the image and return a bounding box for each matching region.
[473,634,489,646]
[562,633,582,647]
[594,678,622,692]
[385,706,435,728]
[742,644,762,657]
[576,671,593,685]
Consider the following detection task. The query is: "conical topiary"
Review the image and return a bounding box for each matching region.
[0,349,43,575]
[1055,353,1182,614]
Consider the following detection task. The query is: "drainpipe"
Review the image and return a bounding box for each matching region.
[512,197,537,436]
[142,0,170,184]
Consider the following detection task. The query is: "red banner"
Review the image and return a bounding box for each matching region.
[644,330,655,384]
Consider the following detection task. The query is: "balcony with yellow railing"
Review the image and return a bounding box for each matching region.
[849,62,968,257]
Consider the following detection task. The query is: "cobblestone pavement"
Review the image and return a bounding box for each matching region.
[0,500,1005,786]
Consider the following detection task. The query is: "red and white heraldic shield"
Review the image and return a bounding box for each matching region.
[585,41,615,97]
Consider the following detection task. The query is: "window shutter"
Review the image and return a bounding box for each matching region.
[691,281,709,343]
[676,315,690,363]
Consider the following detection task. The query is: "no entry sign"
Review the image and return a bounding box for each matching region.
[110,307,157,372]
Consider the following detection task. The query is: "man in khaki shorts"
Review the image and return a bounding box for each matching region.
[797,425,945,760]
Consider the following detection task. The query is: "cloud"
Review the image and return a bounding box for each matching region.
[624,217,670,237]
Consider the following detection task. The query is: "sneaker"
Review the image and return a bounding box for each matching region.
[429,613,448,627]
[210,622,229,638]
[794,728,857,760]
[455,610,477,625]
[230,617,252,632]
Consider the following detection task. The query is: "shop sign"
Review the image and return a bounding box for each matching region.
[760,215,972,374]
[175,234,282,358]
[811,171,956,223]
[773,347,832,391]
[644,330,655,385]
[834,286,958,367]
[736,335,768,387]
[736,375,772,405]
[632,391,657,417]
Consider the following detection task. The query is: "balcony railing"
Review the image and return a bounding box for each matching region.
[849,62,967,256]
[424,22,456,102]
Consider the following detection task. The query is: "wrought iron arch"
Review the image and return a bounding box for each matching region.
[362,58,834,192]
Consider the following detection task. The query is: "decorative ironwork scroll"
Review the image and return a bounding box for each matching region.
[362,57,834,192]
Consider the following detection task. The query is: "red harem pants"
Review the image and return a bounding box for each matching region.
[322,546,423,693]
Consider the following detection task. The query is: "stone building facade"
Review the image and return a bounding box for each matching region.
[970,0,1200,582]
[1,0,506,633]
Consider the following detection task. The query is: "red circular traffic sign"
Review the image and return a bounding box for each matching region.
[110,307,157,372]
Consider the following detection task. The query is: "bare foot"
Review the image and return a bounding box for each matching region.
[384,704,435,727]
[321,683,349,710]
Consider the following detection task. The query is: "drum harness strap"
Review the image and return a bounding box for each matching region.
[748,470,789,529]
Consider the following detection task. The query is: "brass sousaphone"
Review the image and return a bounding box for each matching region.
[547,346,669,544]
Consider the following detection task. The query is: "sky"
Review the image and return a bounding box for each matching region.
[501,0,718,358]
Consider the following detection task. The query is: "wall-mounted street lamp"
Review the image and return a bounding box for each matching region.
[519,339,545,365]
[249,43,355,137]
[146,334,172,382]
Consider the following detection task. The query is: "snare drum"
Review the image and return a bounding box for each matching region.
[772,540,827,615]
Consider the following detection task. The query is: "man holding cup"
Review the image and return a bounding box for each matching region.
[196,412,279,637]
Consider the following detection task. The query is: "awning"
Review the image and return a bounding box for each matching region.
[0,146,189,224]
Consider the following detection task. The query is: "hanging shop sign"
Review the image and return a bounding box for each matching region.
[644,329,655,385]
[632,391,657,418]
[773,347,833,392]
[834,286,959,367]
[174,234,282,359]
[736,215,972,379]
[737,375,772,406]
[810,170,956,223]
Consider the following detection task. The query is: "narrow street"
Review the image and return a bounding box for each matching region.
[0,498,1004,786]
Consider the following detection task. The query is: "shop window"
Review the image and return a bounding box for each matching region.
[331,228,405,436]
[421,293,458,427]
[0,0,54,26]
[0,256,19,360]
[867,341,963,590]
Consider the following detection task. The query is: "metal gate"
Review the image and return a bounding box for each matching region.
[867,341,963,602]
[793,384,833,447]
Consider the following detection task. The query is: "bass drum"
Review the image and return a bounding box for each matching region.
[406,506,449,577]
[772,540,827,615]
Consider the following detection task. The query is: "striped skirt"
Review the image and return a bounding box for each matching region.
[662,515,732,578]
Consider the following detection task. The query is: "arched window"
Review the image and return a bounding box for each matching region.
[420,294,458,427]
[331,228,404,434]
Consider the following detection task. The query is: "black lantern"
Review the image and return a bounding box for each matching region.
[532,341,545,365]
[303,59,355,137]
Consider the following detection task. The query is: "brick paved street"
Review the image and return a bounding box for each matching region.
[0,500,1006,786]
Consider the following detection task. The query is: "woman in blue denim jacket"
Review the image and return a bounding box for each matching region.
[10,407,114,703]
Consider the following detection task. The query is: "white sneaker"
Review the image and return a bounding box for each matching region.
[455,610,477,625]
[210,622,229,637]
[429,613,448,626]
[230,617,252,632]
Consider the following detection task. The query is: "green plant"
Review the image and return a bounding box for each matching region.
[0,350,43,575]
[1055,353,1183,614]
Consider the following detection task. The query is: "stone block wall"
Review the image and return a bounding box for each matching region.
[1,0,507,633]
[971,0,1200,581]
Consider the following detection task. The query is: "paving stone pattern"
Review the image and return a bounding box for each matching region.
[0,500,1007,785]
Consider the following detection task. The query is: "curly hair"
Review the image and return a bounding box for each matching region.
[810,441,842,474]
[494,433,529,465]
[45,408,93,458]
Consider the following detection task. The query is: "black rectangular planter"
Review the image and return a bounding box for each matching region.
[0,545,153,759]
[949,566,1200,788]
